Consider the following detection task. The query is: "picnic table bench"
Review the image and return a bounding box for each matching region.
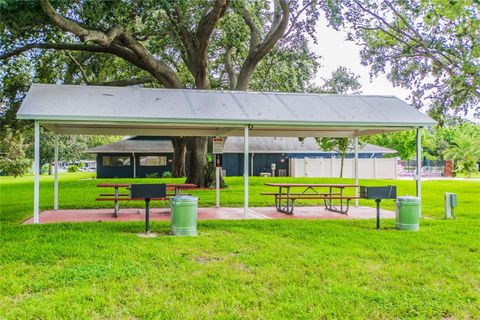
[96,183,197,216]
[261,183,359,215]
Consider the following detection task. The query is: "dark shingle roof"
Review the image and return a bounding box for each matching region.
[89,137,397,154]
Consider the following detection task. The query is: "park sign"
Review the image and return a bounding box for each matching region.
[213,137,224,154]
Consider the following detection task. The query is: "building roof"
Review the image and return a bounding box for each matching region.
[89,139,173,153]
[89,137,397,154]
[17,84,435,137]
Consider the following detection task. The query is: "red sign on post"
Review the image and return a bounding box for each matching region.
[215,154,223,168]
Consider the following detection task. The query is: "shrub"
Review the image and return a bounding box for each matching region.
[67,165,79,172]
[162,171,172,178]
[145,172,159,178]
[41,164,49,174]
[0,128,32,177]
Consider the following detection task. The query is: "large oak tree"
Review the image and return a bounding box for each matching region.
[0,0,322,186]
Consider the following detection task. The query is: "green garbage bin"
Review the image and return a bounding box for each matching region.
[171,196,198,236]
[396,196,420,231]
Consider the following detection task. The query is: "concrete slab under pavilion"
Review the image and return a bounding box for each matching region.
[23,206,395,224]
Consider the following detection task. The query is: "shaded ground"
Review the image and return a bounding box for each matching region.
[23,206,395,224]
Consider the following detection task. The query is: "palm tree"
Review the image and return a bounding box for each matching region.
[444,125,480,178]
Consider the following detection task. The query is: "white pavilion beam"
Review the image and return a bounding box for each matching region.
[244,125,249,219]
[416,128,422,216]
[54,134,59,210]
[33,121,40,224]
[354,137,359,207]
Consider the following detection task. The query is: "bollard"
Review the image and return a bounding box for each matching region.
[445,193,457,219]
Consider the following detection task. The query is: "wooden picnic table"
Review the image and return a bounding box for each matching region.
[97,183,197,216]
[262,183,359,215]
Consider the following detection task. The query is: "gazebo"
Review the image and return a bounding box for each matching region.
[17,84,436,223]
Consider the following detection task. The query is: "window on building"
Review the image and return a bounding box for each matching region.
[103,156,131,167]
[139,156,167,166]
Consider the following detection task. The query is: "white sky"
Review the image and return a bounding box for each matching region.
[310,18,479,123]
[310,18,411,101]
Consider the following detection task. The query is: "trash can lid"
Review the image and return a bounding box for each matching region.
[397,196,420,202]
[171,195,198,202]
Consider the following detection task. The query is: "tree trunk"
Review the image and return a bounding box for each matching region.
[183,136,228,188]
[185,137,208,187]
[340,154,345,178]
[48,158,53,175]
[171,137,186,177]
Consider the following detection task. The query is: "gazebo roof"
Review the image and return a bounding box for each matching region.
[17,84,435,137]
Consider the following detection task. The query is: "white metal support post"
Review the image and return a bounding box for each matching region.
[215,165,220,208]
[244,125,249,219]
[354,137,359,207]
[416,128,422,216]
[54,134,59,211]
[33,121,40,224]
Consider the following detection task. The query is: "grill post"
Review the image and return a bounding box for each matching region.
[145,198,150,234]
[376,199,381,230]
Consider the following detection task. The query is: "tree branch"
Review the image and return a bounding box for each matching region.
[1,42,150,75]
[242,8,262,52]
[39,0,124,46]
[63,50,155,87]
[196,0,229,55]
[64,51,91,84]
[224,46,237,89]
[383,1,458,73]
[171,0,229,89]
[1,42,111,60]
[353,0,455,77]
[39,0,183,88]
[95,77,156,86]
[236,0,290,90]
[283,1,315,39]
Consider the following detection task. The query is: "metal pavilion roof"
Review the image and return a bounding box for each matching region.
[17,84,436,137]
[88,137,398,154]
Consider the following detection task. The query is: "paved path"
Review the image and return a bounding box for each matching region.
[23,206,395,224]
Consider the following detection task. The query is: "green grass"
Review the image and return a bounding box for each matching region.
[1,172,479,223]
[1,173,480,318]
[456,172,480,178]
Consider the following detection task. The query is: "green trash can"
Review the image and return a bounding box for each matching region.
[171,196,198,236]
[396,196,420,231]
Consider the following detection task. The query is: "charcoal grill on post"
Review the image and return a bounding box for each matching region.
[360,186,397,230]
[130,184,166,234]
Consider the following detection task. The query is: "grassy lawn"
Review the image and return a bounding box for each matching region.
[1,172,479,223]
[456,172,480,178]
[1,173,479,318]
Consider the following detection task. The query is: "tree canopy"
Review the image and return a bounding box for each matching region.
[326,0,480,122]
[0,0,325,185]
[2,0,479,180]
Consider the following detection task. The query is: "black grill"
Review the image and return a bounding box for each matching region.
[360,186,396,200]
[130,184,166,199]
[359,185,397,230]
